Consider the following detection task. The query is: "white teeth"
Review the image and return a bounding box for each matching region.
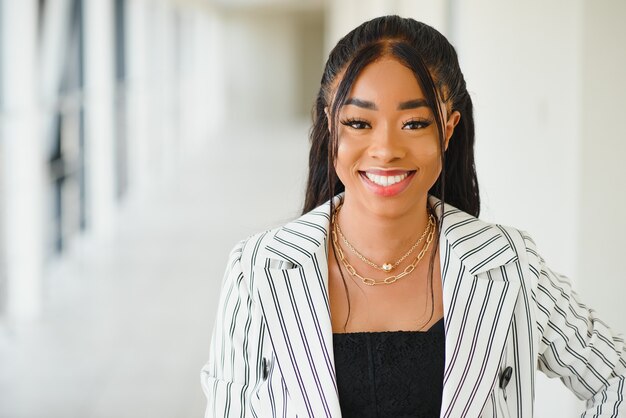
[365,172,409,187]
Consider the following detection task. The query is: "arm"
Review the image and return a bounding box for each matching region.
[524,234,626,417]
[201,240,262,418]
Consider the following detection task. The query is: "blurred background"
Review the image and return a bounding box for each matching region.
[0,0,624,416]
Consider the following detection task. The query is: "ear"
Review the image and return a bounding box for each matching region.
[444,110,461,150]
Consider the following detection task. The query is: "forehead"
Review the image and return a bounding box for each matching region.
[347,58,425,104]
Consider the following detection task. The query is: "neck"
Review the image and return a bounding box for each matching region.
[334,194,435,266]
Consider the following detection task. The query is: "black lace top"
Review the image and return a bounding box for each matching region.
[332,318,445,418]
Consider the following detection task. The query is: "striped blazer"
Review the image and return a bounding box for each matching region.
[201,195,626,417]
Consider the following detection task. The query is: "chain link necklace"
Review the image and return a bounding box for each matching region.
[333,201,435,272]
[331,205,436,286]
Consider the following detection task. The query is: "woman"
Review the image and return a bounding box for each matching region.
[201,15,626,417]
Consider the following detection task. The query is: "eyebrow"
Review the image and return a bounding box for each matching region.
[344,97,377,110]
[397,98,429,110]
[343,97,430,111]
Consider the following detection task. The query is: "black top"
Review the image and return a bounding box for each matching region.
[332,318,445,418]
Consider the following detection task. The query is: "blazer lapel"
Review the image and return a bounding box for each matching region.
[254,199,341,418]
[432,198,521,418]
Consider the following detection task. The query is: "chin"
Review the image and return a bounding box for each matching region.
[359,192,425,218]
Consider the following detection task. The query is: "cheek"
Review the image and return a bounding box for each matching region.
[335,138,362,177]
[414,139,440,162]
[413,139,443,175]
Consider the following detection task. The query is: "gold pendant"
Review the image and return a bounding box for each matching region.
[382,263,393,272]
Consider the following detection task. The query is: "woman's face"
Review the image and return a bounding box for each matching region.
[332,57,460,218]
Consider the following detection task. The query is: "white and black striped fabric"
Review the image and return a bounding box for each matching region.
[201,195,626,417]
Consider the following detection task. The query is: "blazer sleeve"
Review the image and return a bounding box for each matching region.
[201,239,261,418]
[524,233,626,417]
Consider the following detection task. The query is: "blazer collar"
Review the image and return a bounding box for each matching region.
[266,194,519,275]
[263,196,334,269]
[430,198,519,274]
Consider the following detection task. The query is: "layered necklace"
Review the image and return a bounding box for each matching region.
[331,202,436,286]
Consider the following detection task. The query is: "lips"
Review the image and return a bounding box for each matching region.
[359,169,416,197]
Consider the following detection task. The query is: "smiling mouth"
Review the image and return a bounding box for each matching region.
[364,171,410,186]
[358,170,416,197]
[360,170,416,186]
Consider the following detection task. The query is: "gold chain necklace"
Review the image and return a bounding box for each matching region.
[333,202,435,272]
[331,209,436,286]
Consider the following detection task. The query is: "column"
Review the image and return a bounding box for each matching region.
[83,0,116,236]
[0,0,44,319]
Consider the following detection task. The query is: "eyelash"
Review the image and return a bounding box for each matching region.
[401,118,433,130]
[340,118,370,129]
[339,117,433,130]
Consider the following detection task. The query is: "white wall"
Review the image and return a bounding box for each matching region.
[455,0,583,270]
[176,6,226,153]
[221,11,300,123]
[325,0,448,53]
[295,11,325,117]
[578,0,626,335]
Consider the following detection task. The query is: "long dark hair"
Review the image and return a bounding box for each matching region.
[303,15,479,216]
[302,16,479,331]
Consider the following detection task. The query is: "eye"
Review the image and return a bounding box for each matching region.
[402,118,433,130]
[340,118,371,130]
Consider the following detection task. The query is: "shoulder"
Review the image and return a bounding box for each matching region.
[433,196,538,275]
[226,228,279,272]
[229,197,335,272]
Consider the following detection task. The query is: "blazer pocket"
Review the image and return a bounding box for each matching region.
[266,258,298,270]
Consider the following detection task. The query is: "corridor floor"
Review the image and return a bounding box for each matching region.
[0,122,310,418]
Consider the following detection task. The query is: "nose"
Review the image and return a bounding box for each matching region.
[367,125,405,162]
